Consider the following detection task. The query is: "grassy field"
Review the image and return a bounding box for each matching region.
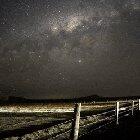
[0,102,117,139]
[0,102,115,131]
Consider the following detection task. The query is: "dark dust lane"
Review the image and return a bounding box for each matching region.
[80,111,140,140]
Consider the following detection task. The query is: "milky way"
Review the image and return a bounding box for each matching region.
[0,0,140,99]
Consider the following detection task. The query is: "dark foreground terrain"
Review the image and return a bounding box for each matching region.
[0,103,139,140]
[80,111,140,140]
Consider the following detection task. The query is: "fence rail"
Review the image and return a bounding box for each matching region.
[49,99,140,140]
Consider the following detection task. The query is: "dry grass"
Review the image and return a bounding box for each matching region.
[0,102,116,140]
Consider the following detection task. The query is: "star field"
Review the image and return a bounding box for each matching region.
[0,0,140,99]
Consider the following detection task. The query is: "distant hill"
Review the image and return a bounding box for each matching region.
[0,95,140,104]
[0,95,102,104]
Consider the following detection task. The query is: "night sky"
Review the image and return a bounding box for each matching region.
[0,0,140,99]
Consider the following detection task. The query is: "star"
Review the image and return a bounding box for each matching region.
[78,60,82,63]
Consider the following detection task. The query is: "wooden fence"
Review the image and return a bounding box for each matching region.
[2,99,140,140]
[71,99,140,140]
[44,99,139,140]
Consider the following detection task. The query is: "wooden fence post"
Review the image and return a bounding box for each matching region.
[138,99,140,110]
[72,103,81,140]
[116,101,119,125]
[132,100,134,116]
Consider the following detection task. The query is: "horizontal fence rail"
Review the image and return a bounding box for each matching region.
[2,99,140,140]
[49,99,140,140]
